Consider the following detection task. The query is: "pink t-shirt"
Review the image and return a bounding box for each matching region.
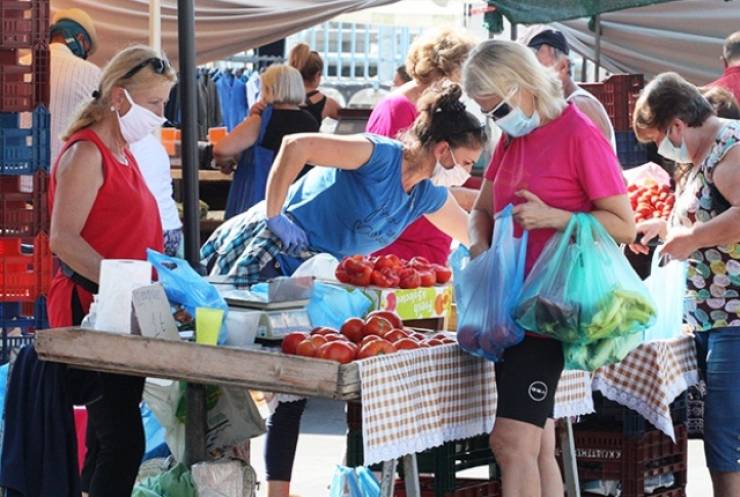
[366,94,454,265]
[486,103,626,275]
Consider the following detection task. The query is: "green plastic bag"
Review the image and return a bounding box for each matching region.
[563,331,643,371]
[132,463,196,497]
[514,213,655,344]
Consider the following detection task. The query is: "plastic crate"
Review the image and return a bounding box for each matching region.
[395,477,500,497]
[0,0,49,49]
[0,106,50,174]
[584,391,688,436]
[0,171,48,236]
[0,233,52,302]
[0,296,47,329]
[0,46,49,112]
[0,330,34,364]
[581,74,645,132]
[617,131,649,169]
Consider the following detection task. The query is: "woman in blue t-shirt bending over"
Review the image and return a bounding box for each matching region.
[202,83,486,287]
[201,83,485,497]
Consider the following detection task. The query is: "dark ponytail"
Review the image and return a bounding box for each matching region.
[405,83,486,150]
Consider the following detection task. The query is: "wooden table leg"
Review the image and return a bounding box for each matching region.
[560,418,581,497]
[402,454,421,497]
[380,459,398,497]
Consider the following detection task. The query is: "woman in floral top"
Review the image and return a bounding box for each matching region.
[632,72,740,497]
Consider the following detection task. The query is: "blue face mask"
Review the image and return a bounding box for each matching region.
[658,129,691,163]
[52,20,91,60]
[494,105,541,138]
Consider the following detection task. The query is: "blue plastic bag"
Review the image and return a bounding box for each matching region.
[514,214,655,344]
[141,402,170,461]
[147,249,228,344]
[329,465,380,497]
[307,282,372,330]
[0,363,7,422]
[643,249,687,342]
[454,204,528,361]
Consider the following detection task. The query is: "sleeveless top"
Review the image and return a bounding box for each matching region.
[568,87,617,152]
[670,120,740,331]
[47,128,164,327]
[304,90,327,124]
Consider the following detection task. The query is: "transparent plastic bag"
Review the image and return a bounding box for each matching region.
[643,250,687,342]
[514,214,655,344]
[563,331,643,371]
[328,465,380,497]
[454,204,528,361]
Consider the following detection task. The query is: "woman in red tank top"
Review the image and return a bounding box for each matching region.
[48,45,176,497]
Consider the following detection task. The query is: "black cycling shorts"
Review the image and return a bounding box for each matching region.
[494,336,564,428]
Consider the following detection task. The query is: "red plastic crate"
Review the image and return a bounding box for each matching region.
[581,74,645,132]
[0,172,48,237]
[0,0,49,49]
[395,477,500,497]
[0,45,49,112]
[0,233,51,302]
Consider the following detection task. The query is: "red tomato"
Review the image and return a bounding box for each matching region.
[357,338,397,359]
[340,317,365,343]
[281,332,309,355]
[309,335,328,348]
[325,334,350,342]
[363,316,394,337]
[296,339,318,357]
[318,341,357,364]
[371,268,400,288]
[399,267,421,289]
[341,256,374,286]
[366,310,403,329]
[408,256,432,271]
[374,254,403,271]
[394,338,421,351]
[383,329,409,343]
[411,332,426,342]
[335,267,351,284]
[433,264,452,284]
[424,338,444,347]
[311,327,339,336]
[360,335,382,346]
[418,270,437,287]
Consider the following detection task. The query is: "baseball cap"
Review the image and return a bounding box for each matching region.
[52,8,98,55]
[526,28,569,55]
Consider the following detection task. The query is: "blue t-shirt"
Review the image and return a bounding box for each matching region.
[284,134,448,259]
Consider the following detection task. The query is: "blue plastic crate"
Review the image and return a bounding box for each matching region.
[0,330,34,364]
[616,131,648,169]
[0,297,47,329]
[0,105,50,175]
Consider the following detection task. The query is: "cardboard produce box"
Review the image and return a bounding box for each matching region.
[338,283,453,321]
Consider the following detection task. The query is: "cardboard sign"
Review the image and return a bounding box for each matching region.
[132,284,180,341]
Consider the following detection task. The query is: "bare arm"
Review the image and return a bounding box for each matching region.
[572,96,613,144]
[265,133,375,218]
[468,180,495,258]
[692,147,740,247]
[213,114,261,158]
[424,193,470,246]
[322,96,342,120]
[49,142,105,283]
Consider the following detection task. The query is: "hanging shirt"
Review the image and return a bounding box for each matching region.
[486,103,626,275]
[285,134,449,258]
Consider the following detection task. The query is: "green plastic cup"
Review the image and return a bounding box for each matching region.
[195,307,224,346]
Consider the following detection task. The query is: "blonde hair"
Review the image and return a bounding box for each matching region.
[63,45,176,140]
[463,40,566,122]
[288,43,323,83]
[260,65,306,106]
[406,28,476,85]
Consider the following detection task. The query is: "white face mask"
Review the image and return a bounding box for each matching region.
[658,128,691,163]
[117,89,166,144]
[432,148,471,187]
[495,106,540,138]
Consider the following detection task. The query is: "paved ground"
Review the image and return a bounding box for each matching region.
[250,398,713,497]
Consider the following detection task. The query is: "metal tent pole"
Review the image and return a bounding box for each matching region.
[594,14,602,82]
[177,0,207,467]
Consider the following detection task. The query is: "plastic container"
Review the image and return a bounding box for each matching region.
[0,233,52,302]
[224,309,260,347]
[0,171,48,236]
[0,331,34,364]
[0,46,50,112]
[583,391,688,436]
[616,131,649,169]
[0,106,51,174]
[0,0,49,49]
[580,74,645,132]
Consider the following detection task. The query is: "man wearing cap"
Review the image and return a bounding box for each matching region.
[526,27,617,152]
[49,8,102,162]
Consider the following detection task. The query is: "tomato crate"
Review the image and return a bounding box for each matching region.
[0,233,52,302]
[0,46,49,112]
[581,74,645,132]
[617,131,649,170]
[0,172,48,236]
[395,477,500,497]
[583,391,688,437]
[0,0,49,49]
[0,106,50,174]
[556,424,688,497]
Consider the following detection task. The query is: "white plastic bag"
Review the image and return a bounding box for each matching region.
[192,460,257,497]
[643,249,687,341]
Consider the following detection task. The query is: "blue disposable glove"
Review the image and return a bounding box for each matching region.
[266,214,309,255]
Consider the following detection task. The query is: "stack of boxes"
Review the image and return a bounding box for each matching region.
[0,0,52,363]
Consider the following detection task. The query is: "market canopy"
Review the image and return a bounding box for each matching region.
[50,0,398,67]
[485,0,679,24]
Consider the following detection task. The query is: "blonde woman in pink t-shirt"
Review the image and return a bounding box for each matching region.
[463,40,636,497]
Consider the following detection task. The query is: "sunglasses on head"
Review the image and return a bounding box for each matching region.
[484,88,518,121]
[122,57,169,80]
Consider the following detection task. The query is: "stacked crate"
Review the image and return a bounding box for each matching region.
[582,74,649,169]
[0,0,51,363]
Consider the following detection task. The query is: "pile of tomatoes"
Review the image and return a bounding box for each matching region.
[628,180,675,223]
[280,310,456,364]
[335,255,452,289]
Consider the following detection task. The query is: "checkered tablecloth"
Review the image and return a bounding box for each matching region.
[592,335,698,441]
[357,344,594,466]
